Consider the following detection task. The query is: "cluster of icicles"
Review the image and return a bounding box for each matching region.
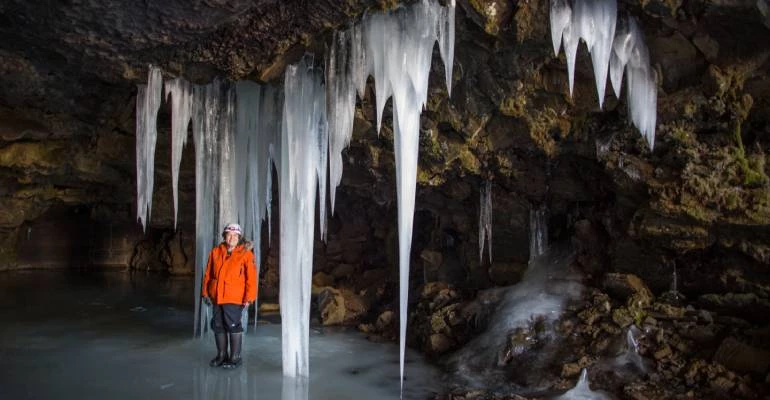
[550,0,657,149]
[135,0,660,393]
[135,0,455,390]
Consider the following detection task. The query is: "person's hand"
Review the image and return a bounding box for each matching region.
[202,297,212,306]
[243,301,250,307]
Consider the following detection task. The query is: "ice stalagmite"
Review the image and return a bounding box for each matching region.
[555,368,613,399]
[191,79,227,337]
[164,78,194,229]
[136,65,163,232]
[478,180,492,264]
[280,55,327,378]
[360,0,456,392]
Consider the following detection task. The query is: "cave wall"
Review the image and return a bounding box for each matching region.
[0,0,767,315]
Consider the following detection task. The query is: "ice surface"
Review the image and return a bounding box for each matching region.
[280,55,327,378]
[137,0,456,386]
[479,180,492,264]
[136,65,163,232]
[0,271,440,400]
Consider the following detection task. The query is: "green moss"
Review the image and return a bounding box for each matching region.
[732,123,769,187]
[457,148,481,174]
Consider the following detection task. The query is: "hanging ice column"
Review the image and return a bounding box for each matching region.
[136,65,163,231]
[550,0,657,149]
[234,82,283,261]
[479,180,492,264]
[280,55,328,378]
[352,0,456,391]
[164,78,194,229]
[191,79,232,337]
[234,82,283,328]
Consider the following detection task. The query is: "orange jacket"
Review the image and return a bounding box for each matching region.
[202,243,258,305]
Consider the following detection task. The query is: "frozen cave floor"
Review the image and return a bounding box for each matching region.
[0,270,440,400]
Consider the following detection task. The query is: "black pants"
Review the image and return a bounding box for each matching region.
[211,304,244,334]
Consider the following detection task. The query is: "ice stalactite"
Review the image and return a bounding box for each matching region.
[359,0,456,391]
[550,0,656,149]
[136,65,163,232]
[573,0,616,109]
[323,0,455,389]
[191,79,228,338]
[529,205,548,261]
[555,368,612,399]
[550,0,572,58]
[280,55,327,378]
[234,82,282,260]
[164,78,194,229]
[619,17,657,150]
[218,87,237,234]
[326,29,359,215]
[478,180,492,264]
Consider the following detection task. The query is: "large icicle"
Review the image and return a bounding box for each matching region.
[136,65,163,232]
[164,77,193,229]
[362,0,456,392]
[191,79,227,338]
[478,180,492,264]
[235,82,283,257]
[280,55,327,378]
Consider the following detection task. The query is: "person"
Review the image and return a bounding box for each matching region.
[202,223,258,369]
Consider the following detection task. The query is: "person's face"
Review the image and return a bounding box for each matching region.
[224,232,240,248]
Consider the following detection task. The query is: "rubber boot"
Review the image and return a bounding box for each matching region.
[223,332,243,369]
[209,333,228,367]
